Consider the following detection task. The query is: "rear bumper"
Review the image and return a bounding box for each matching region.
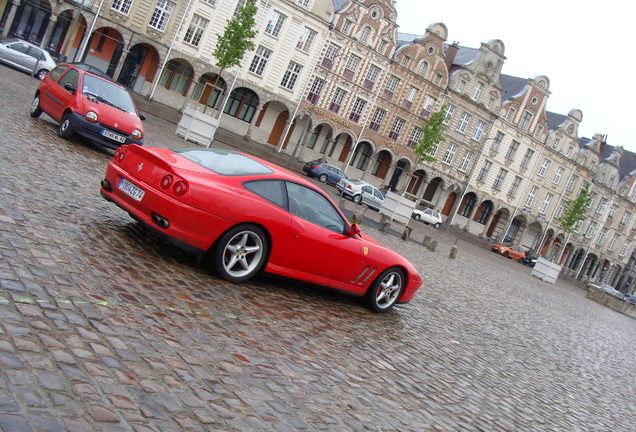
[100,163,232,254]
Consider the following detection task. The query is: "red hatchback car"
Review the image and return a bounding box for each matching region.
[29,62,145,148]
[100,146,422,312]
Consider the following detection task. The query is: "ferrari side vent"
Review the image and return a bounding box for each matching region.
[352,266,377,285]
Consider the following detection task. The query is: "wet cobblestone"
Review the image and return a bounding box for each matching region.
[1,65,635,431]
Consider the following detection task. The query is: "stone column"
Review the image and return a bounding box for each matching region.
[245,104,264,140]
[479,210,496,238]
[39,12,58,50]
[1,0,22,38]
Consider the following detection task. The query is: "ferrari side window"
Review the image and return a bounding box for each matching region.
[286,182,346,233]
[243,180,286,208]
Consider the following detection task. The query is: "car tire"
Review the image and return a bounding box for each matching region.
[29,94,42,118]
[363,267,405,313]
[518,258,524,263]
[35,69,48,80]
[433,222,440,229]
[353,194,362,204]
[212,224,268,283]
[413,214,421,221]
[58,113,74,140]
[318,174,328,183]
[503,252,509,258]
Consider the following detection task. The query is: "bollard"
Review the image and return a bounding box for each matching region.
[352,212,363,223]
[423,235,431,247]
[381,221,391,233]
[429,240,437,252]
[449,245,458,259]
[401,226,412,240]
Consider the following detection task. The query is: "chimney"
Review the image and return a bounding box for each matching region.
[445,42,459,71]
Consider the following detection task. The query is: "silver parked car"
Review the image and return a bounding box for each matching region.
[0,38,57,79]
[337,178,384,208]
[411,208,443,228]
[360,184,385,211]
[587,283,625,299]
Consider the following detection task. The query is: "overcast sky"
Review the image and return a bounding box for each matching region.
[393,0,635,152]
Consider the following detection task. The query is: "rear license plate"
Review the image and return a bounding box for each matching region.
[118,178,145,201]
[101,129,126,143]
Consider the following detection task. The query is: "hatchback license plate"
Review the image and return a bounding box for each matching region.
[118,178,145,201]
[101,129,126,143]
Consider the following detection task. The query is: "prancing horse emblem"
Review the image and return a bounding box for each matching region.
[137,163,144,172]
[363,247,369,255]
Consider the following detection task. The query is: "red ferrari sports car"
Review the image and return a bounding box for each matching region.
[100,145,422,312]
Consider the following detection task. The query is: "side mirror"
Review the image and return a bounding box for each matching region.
[63,82,76,94]
[347,223,361,237]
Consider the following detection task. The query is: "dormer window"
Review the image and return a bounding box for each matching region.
[342,20,352,35]
[417,61,428,76]
[519,111,533,130]
[360,26,371,44]
[472,82,483,101]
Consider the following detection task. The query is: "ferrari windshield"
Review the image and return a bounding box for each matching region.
[175,148,275,176]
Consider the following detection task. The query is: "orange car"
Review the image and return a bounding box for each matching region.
[491,243,529,261]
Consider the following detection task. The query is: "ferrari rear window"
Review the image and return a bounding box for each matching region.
[175,148,274,176]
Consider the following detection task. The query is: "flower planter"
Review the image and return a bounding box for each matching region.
[531,257,561,284]
[176,105,220,147]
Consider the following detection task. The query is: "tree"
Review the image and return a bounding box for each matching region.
[557,181,593,234]
[554,181,592,264]
[213,0,258,74]
[413,105,447,164]
[210,0,258,119]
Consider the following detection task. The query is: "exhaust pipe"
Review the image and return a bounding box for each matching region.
[151,212,170,229]
[101,179,112,191]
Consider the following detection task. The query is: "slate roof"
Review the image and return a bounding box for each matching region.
[500,74,528,102]
[333,0,349,12]
[396,32,421,48]
[452,46,480,67]
[546,111,567,131]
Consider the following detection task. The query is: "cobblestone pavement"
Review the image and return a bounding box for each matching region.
[1,65,635,432]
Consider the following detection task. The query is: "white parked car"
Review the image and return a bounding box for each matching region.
[411,208,443,229]
[337,178,385,210]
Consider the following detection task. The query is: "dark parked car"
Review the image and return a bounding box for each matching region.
[522,253,539,267]
[303,161,347,185]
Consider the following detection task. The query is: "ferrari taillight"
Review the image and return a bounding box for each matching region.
[114,147,126,163]
[173,181,188,197]
[160,174,173,189]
